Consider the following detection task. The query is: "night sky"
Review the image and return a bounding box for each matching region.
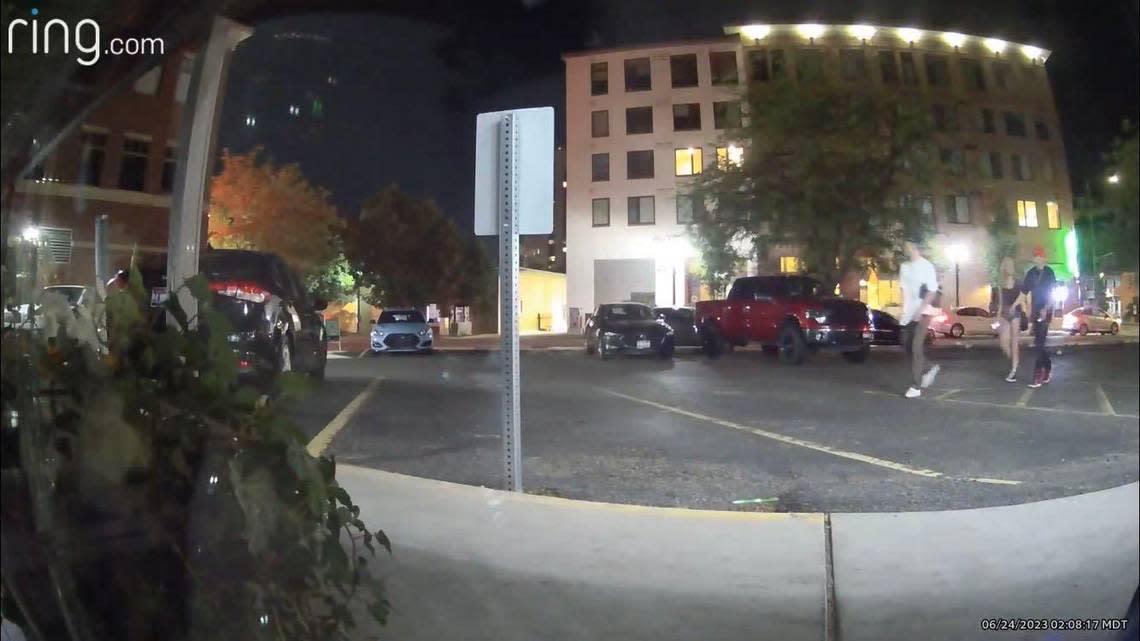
[216,0,1139,233]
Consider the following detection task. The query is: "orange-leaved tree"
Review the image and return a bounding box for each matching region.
[208,148,341,277]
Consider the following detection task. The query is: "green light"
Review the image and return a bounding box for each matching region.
[1064,228,1079,277]
[311,98,324,119]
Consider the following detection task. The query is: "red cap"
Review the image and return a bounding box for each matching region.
[1032,245,1046,258]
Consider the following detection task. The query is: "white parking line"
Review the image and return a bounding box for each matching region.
[863,389,1138,419]
[357,348,370,359]
[307,376,384,456]
[1015,388,1034,408]
[1095,384,1117,416]
[605,390,1020,485]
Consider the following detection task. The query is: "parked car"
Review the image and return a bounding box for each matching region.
[653,307,701,347]
[868,309,935,346]
[370,309,434,354]
[1062,306,1121,335]
[929,306,998,338]
[199,249,328,380]
[3,285,87,329]
[694,276,870,365]
[585,303,674,359]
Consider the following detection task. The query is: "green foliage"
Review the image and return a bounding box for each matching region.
[0,268,389,640]
[306,253,357,303]
[687,76,935,293]
[1104,125,1138,271]
[344,185,491,309]
[984,205,1020,285]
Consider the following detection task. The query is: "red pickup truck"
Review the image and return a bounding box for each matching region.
[694,275,871,364]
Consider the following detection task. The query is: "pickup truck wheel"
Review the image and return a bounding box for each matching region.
[778,325,807,365]
[841,346,869,364]
[597,339,611,361]
[701,326,725,358]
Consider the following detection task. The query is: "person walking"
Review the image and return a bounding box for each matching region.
[996,257,1027,382]
[1021,246,1057,388]
[899,237,941,398]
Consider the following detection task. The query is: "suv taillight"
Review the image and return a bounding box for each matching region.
[209,281,269,304]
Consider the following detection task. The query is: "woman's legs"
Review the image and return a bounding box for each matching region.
[1008,321,1020,378]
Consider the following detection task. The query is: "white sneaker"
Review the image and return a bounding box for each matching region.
[1005,372,1017,383]
[920,364,941,389]
[905,387,922,398]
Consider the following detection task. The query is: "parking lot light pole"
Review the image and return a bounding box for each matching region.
[945,243,968,308]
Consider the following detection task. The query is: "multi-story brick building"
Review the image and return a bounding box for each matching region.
[563,24,1075,323]
[9,51,196,287]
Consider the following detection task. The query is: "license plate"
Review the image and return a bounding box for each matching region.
[636,339,651,349]
[150,287,169,307]
[862,331,872,340]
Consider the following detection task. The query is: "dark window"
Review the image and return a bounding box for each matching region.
[592,198,610,226]
[1034,120,1050,141]
[899,52,919,86]
[160,145,177,192]
[878,51,899,84]
[960,59,986,91]
[796,49,824,81]
[626,150,654,179]
[78,130,107,186]
[1004,112,1027,136]
[118,136,150,191]
[940,147,964,176]
[591,110,609,137]
[932,104,958,132]
[672,103,701,131]
[709,51,738,85]
[988,151,1004,179]
[992,62,1012,90]
[713,101,741,129]
[591,153,609,182]
[770,49,786,78]
[625,106,653,134]
[627,195,655,225]
[670,54,698,88]
[591,62,608,95]
[1011,153,1032,180]
[839,49,868,80]
[924,54,951,87]
[748,48,770,81]
[624,57,651,91]
[676,194,703,224]
[981,108,996,134]
[945,195,971,224]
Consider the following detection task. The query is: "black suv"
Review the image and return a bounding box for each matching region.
[199,249,328,380]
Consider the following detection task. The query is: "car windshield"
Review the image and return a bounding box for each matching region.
[44,286,84,305]
[379,310,425,323]
[199,252,273,284]
[600,304,652,320]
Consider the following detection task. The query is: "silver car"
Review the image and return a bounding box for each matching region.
[370,309,433,354]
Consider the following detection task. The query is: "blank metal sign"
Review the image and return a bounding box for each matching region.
[473,106,554,236]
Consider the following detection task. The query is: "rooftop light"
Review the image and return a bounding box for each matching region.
[1022,45,1044,60]
[942,32,967,48]
[739,24,771,40]
[797,23,826,39]
[849,24,877,40]
[984,38,1007,53]
[897,27,923,43]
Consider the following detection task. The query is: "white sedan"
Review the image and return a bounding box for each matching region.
[929,306,998,338]
[1062,306,1121,335]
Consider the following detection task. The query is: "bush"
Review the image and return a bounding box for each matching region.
[0,268,389,641]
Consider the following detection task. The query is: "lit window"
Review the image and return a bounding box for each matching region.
[780,256,799,273]
[1046,201,1060,229]
[715,145,744,168]
[675,148,703,176]
[1017,199,1039,227]
[592,198,610,227]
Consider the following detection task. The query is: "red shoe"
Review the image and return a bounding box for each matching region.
[1028,369,1044,389]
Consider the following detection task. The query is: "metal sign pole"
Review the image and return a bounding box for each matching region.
[499,113,522,492]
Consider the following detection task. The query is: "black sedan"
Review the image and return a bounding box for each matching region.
[653,307,701,347]
[869,309,934,347]
[585,303,674,359]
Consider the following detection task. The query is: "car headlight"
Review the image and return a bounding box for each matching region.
[372,329,384,337]
[418,327,429,336]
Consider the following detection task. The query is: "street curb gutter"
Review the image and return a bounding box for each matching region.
[824,512,839,641]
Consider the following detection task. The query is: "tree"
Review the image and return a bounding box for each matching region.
[208,148,341,278]
[1104,125,1138,271]
[688,76,935,296]
[984,204,1019,285]
[304,252,356,303]
[343,186,490,311]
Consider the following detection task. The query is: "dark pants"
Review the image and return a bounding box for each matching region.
[1033,313,1052,377]
[904,316,931,387]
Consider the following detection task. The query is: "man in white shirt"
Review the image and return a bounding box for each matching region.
[899,237,941,398]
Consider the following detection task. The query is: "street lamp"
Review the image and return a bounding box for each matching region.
[20,225,40,242]
[1107,173,1121,184]
[945,243,969,308]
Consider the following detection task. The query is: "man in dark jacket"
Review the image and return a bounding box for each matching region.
[1022,245,1057,388]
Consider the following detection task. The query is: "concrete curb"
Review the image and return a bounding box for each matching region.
[340,466,1139,640]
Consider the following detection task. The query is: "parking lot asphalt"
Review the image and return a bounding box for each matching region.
[289,341,1140,513]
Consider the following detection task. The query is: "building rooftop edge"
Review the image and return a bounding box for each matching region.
[562,35,740,60]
